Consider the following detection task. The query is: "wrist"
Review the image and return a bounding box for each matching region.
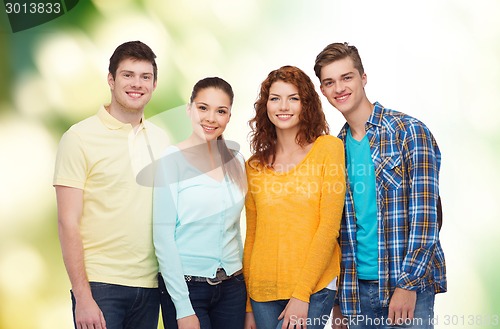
[71,283,93,301]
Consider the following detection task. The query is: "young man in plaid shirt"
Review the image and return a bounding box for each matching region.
[314,42,446,329]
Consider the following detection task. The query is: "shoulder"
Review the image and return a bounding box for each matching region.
[65,114,100,135]
[144,120,170,148]
[160,145,181,158]
[245,156,264,174]
[381,108,432,134]
[224,139,245,166]
[232,150,246,168]
[144,120,168,137]
[156,145,182,169]
[58,115,98,147]
[379,108,440,154]
[314,135,344,151]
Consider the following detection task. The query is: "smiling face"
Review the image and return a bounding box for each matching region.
[107,58,156,114]
[319,57,367,116]
[266,80,302,134]
[188,87,232,142]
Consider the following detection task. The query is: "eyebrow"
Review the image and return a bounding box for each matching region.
[269,93,299,97]
[195,102,229,109]
[119,70,153,75]
[321,72,354,83]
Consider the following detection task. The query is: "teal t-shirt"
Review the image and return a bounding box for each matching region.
[346,129,378,280]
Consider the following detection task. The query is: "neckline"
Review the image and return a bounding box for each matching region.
[347,128,367,145]
[170,145,228,184]
[266,136,321,176]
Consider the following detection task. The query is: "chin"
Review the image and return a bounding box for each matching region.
[205,136,220,142]
[124,107,144,113]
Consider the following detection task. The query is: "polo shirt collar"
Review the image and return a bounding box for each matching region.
[97,105,146,130]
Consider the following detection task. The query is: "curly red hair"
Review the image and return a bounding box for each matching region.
[248,66,329,166]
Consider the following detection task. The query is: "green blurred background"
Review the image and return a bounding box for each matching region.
[1,0,499,328]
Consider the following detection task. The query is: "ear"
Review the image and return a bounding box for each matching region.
[152,80,157,91]
[362,73,367,88]
[107,73,115,90]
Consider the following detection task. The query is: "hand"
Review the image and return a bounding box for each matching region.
[244,312,258,329]
[331,304,347,329]
[178,314,200,329]
[74,295,106,329]
[388,288,417,326]
[278,297,309,329]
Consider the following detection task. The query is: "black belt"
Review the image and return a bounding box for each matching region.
[359,279,379,284]
[185,268,243,286]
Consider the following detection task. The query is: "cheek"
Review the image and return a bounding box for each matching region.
[266,111,274,122]
[292,103,302,113]
[266,104,276,117]
[189,111,201,123]
[266,101,275,112]
[220,116,231,127]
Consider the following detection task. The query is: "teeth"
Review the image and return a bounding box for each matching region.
[277,114,292,118]
[336,95,348,101]
[202,126,216,130]
[128,92,142,98]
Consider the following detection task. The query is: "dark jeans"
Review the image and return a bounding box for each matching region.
[159,272,247,329]
[71,282,160,329]
[347,280,435,329]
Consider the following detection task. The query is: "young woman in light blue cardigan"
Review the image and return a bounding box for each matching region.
[153,77,247,329]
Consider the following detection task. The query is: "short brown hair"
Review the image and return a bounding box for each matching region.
[109,41,158,82]
[314,42,364,81]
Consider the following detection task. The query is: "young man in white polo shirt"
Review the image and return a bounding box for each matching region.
[54,41,168,329]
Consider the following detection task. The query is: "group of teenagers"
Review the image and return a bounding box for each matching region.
[54,40,447,329]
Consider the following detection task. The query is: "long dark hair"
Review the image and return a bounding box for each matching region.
[190,77,246,192]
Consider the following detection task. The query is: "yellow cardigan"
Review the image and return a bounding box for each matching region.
[243,135,346,311]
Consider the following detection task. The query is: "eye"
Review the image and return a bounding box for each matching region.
[290,97,300,102]
[123,73,132,78]
[198,105,207,111]
[269,97,279,102]
[344,76,352,81]
[143,75,152,80]
[217,109,228,115]
[323,81,333,87]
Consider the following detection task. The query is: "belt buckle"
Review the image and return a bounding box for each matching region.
[206,268,226,285]
[206,277,222,285]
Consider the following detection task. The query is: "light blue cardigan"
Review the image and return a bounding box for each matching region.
[153,145,245,319]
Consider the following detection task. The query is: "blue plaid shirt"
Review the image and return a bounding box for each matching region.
[337,102,447,315]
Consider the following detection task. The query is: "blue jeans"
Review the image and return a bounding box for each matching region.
[70,282,160,329]
[347,280,435,329]
[251,287,336,329]
[159,272,247,329]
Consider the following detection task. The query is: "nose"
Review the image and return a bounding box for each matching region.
[130,75,142,88]
[335,81,345,94]
[204,109,216,122]
[280,99,290,111]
